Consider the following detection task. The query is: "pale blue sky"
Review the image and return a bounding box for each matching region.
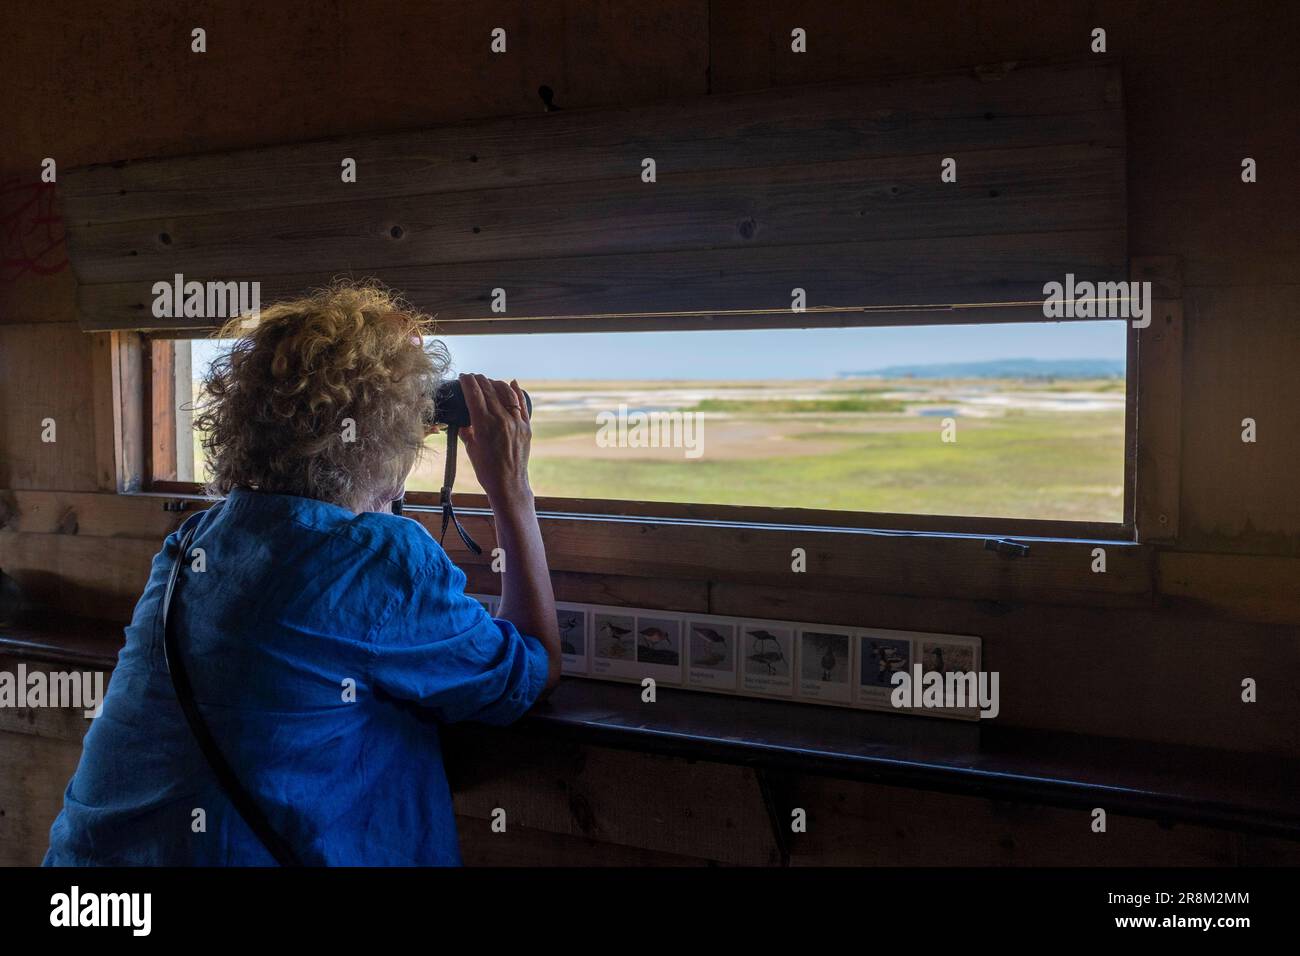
[191,320,1124,381]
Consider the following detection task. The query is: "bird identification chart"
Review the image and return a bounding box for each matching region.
[471,595,984,721]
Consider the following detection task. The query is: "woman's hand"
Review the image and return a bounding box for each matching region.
[457,372,533,510]
[457,373,561,693]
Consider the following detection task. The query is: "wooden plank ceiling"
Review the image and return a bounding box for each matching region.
[60,59,1126,333]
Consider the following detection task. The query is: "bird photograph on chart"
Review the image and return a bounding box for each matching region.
[594,613,635,662]
[741,624,795,697]
[798,629,852,703]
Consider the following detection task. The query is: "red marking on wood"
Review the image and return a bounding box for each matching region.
[1,177,69,280]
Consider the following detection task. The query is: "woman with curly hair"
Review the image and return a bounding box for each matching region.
[44,283,561,866]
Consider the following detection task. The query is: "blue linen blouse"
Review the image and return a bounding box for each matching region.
[43,488,548,866]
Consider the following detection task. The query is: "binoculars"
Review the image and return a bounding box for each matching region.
[410,378,533,554]
[430,378,532,428]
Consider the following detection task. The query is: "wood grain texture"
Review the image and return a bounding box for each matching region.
[1,490,203,538]
[462,563,709,613]
[69,144,1125,284]
[0,615,124,669]
[0,532,157,622]
[0,732,82,866]
[148,338,177,482]
[75,229,1127,332]
[1158,551,1300,626]
[89,333,120,491]
[438,508,1154,608]
[0,324,100,491]
[419,491,1126,540]
[62,61,1126,331]
[447,731,781,865]
[456,817,716,866]
[0,655,99,743]
[785,775,1243,866]
[0,492,1152,612]
[58,61,1121,223]
[7,1,710,170]
[1134,300,1183,542]
[1177,286,1300,555]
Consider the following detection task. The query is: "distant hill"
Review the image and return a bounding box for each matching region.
[841,358,1125,379]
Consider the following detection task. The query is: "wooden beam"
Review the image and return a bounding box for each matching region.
[1134,298,1184,543]
[76,229,1127,332]
[149,338,178,482]
[62,60,1126,332]
[59,61,1122,224]
[0,490,188,539]
[0,491,1152,612]
[1131,254,1183,300]
[89,333,119,492]
[108,332,147,493]
[70,144,1124,284]
[462,563,708,614]
[413,491,1129,541]
[438,508,1153,608]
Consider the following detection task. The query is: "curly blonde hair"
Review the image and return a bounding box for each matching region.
[194,281,448,512]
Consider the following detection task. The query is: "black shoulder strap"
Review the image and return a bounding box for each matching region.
[439,423,483,555]
[161,521,303,866]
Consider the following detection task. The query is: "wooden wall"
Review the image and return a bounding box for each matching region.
[2,0,1298,865]
[60,60,1128,330]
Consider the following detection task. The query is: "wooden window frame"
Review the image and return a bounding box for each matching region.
[138,310,1144,545]
[85,277,1187,614]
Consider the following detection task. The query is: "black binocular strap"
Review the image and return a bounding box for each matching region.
[161,522,303,867]
[439,424,483,555]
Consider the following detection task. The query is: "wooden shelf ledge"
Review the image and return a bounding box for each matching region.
[0,613,124,669]
[6,614,1297,841]
[453,680,1300,841]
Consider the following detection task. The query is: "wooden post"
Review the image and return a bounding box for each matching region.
[1131,256,1184,543]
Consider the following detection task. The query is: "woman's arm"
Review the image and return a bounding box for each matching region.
[458,373,562,694]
